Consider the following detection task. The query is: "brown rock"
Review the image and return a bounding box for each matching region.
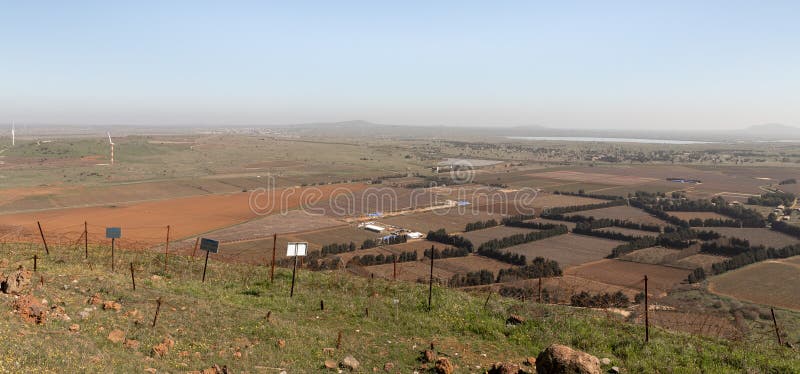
[383,362,395,372]
[13,295,47,324]
[123,339,140,349]
[341,355,360,371]
[324,359,337,369]
[536,344,601,374]
[525,357,536,366]
[1,266,32,294]
[152,343,169,358]
[506,314,526,325]
[103,300,122,311]
[107,329,125,343]
[435,357,454,374]
[233,351,242,359]
[277,339,286,349]
[144,368,157,374]
[151,337,175,358]
[488,362,522,374]
[88,293,102,305]
[69,324,80,332]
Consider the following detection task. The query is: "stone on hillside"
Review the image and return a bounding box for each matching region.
[1,266,32,294]
[107,329,125,343]
[600,358,611,365]
[341,355,360,371]
[435,357,454,374]
[12,294,47,324]
[103,300,121,311]
[488,362,522,374]
[324,359,337,369]
[383,362,395,372]
[536,344,601,374]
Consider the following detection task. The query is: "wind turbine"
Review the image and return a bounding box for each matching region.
[107,132,115,165]
[11,120,14,146]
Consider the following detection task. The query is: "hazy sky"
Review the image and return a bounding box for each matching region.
[1,1,798,130]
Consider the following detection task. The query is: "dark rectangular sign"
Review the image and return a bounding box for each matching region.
[200,238,219,253]
[106,227,121,239]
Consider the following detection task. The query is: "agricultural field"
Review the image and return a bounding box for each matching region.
[474,192,606,216]
[460,226,536,246]
[0,183,366,247]
[565,259,692,297]
[383,240,440,258]
[706,227,798,248]
[192,210,344,243]
[378,208,503,233]
[619,247,684,265]
[498,233,625,267]
[491,275,642,302]
[709,258,800,311]
[671,254,727,271]
[565,205,669,226]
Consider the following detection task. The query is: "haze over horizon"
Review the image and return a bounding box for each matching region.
[1,1,798,130]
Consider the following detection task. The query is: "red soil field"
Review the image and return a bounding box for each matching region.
[0,183,367,247]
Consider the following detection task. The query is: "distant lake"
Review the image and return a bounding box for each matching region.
[507,136,715,145]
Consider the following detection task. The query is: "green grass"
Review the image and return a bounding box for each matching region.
[0,243,797,373]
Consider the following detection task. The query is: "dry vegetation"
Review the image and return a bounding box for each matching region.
[709,258,800,310]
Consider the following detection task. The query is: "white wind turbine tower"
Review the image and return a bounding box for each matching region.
[107,132,115,165]
[11,120,15,146]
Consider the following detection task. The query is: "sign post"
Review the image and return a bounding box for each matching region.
[287,242,307,297]
[200,238,219,283]
[106,227,121,271]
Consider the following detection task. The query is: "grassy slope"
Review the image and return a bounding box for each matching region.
[0,244,796,373]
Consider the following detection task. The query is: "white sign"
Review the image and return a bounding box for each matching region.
[286,242,308,257]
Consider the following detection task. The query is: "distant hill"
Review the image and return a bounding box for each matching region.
[743,123,800,137]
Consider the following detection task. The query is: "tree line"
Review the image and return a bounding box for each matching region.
[476,225,569,262]
[423,246,470,259]
[347,251,418,267]
[464,219,499,232]
[448,257,562,287]
[747,191,796,207]
[688,244,800,283]
[426,229,474,251]
[570,291,630,308]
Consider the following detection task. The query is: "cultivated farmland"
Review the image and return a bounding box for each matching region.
[566,259,692,297]
[565,205,669,226]
[460,226,537,246]
[498,233,625,267]
[378,209,503,233]
[706,227,798,248]
[709,258,800,311]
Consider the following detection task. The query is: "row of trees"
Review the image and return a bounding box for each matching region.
[423,246,470,259]
[551,190,624,201]
[688,218,741,228]
[449,270,495,287]
[496,257,562,282]
[477,247,527,266]
[448,257,562,287]
[321,242,358,255]
[747,191,796,207]
[347,251,418,267]
[541,212,661,232]
[700,238,754,256]
[543,199,626,215]
[464,219,499,232]
[503,220,563,230]
[572,225,645,242]
[688,244,800,283]
[476,225,569,254]
[772,221,800,239]
[607,229,717,258]
[426,229,474,251]
[570,291,630,308]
